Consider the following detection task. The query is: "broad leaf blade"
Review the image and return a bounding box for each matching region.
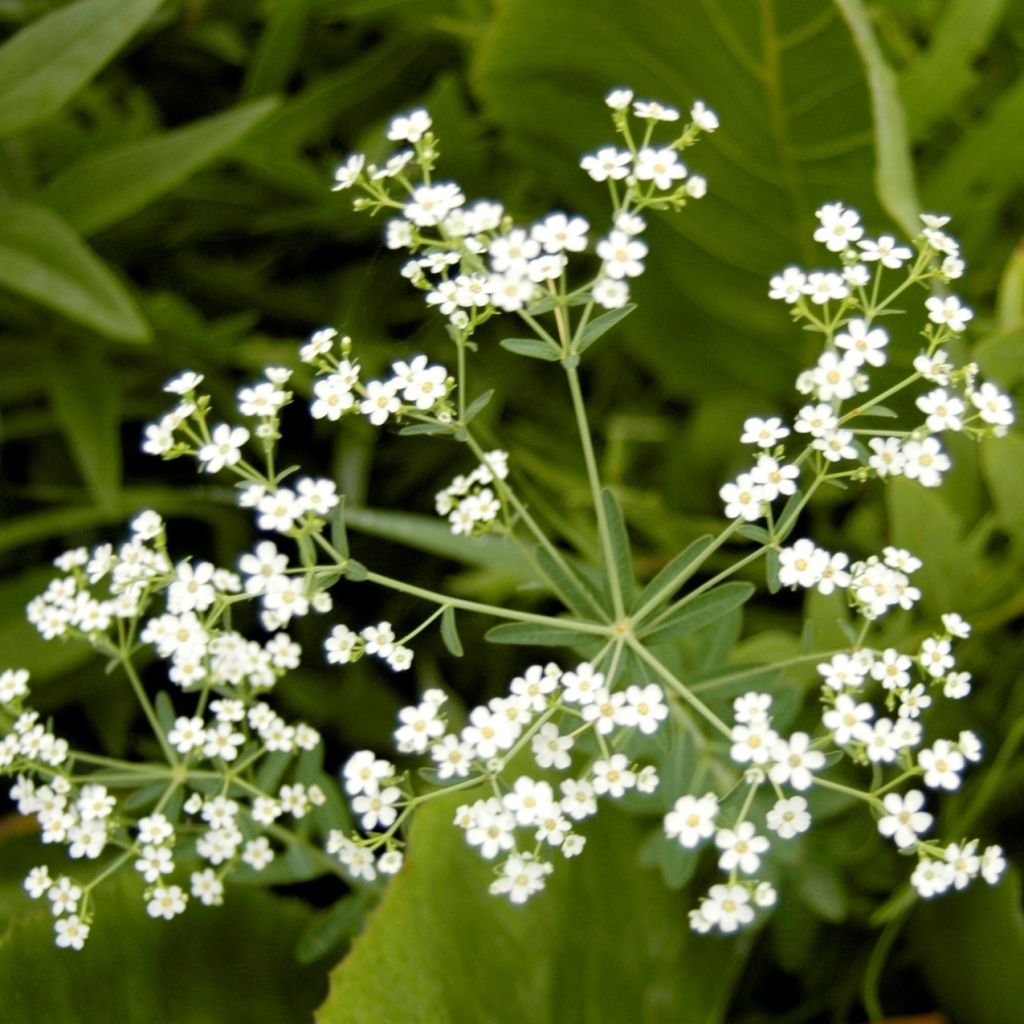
[317,796,747,1023]
[0,204,150,342]
[42,97,281,236]
[0,0,164,138]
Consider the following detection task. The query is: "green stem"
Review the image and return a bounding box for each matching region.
[565,364,624,620]
[119,653,178,765]
[690,650,844,693]
[364,569,609,635]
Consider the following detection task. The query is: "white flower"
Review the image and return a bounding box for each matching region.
[430,734,475,779]
[835,319,888,368]
[877,790,932,848]
[360,379,401,425]
[560,778,598,820]
[560,662,605,705]
[814,202,863,252]
[740,416,790,448]
[664,793,718,848]
[944,841,981,890]
[634,146,687,190]
[716,822,769,874]
[325,624,360,665]
[733,692,772,724]
[164,370,204,395]
[191,869,224,906]
[981,845,1006,884]
[766,796,811,838]
[901,436,950,488]
[596,230,648,279]
[593,277,630,309]
[387,108,431,143]
[531,723,573,770]
[857,235,912,268]
[54,914,90,950]
[768,732,825,791]
[912,858,953,898]
[605,87,634,110]
[803,271,849,304]
[690,100,719,132]
[941,612,971,639]
[971,382,1015,427]
[823,694,874,744]
[621,684,668,734]
[778,539,828,589]
[918,740,965,791]
[633,99,679,121]
[719,473,766,522]
[730,721,777,764]
[352,786,401,831]
[925,295,973,332]
[532,213,589,254]
[332,154,364,191]
[917,388,965,433]
[489,853,552,904]
[699,884,754,933]
[591,754,636,797]
[404,183,464,227]
[197,424,249,473]
[769,267,806,303]
[580,147,632,182]
[343,750,393,796]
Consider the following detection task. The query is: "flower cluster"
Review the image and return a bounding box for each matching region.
[434,450,509,535]
[331,91,716,334]
[326,660,667,902]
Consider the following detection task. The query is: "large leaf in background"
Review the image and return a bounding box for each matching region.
[0,0,164,139]
[473,0,886,399]
[0,204,150,342]
[41,97,281,236]
[0,876,326,1024]
[908,872,1024,1024]
[318,794,748,1024]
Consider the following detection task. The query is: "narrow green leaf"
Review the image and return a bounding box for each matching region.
[440,606,463,657]
[462,389,494,425]
[899,0,1010,139]
[0,0,164,138]
[574,303,636,355]
[243,0,309,98]
[42,97,281,236]
[342,507,532,581]
[499,337,561,361]
[600,487,635,606]
[765,546,782,594]
[398,422,456,436]
[153,691,174,735]
[641,582,755,646]
[330,496,350,559]
[344,560,368,582]
[828,0,919,236]
[484,622,598,647]
[630,535,713,616]
[773,490,805,542]
[46,349,121,504]
[533,544,608,618]
[0,204,150,342]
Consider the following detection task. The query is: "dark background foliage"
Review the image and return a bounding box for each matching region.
[0,1,1022,1021]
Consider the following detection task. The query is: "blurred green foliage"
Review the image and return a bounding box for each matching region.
[0,0,1022,1021]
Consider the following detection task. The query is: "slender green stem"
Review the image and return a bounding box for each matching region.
[364,569,609,635]
[812,775,878,806]
[565,365,624,620]
[690,650,844,693]
[118,653,178,765]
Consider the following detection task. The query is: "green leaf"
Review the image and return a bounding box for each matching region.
[440,605,463,657]
[0,877,325,1023]
[982,433,1024,552]
[600,488,635,607]
[484,621,599,648]
[835,0,920,236]
[297,889,376,966]
[630,535,713,615]
[499,337,561,360]
[243,0,310,98]
[532,544,608,619]
[342,507,532,582]
[640,582,755,646]
[899,0,1010,140]
[317,797,747,1024]
[0,0,164,139]
[46,349,121,504]
[0,204,150,342]
[473,0,887,400]
[461,388,494,425]
[41,97,281,236]
[330,496,350,560]
[574,303,636,356]
[909,872,1024,1024]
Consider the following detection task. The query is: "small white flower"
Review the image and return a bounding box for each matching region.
[664,793,718,848]
[877,790,932,848]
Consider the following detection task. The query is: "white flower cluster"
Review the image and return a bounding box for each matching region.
[434,450,509,536]
[721,205,1014,531]
[324,621,414,673]
[665,605,1005,935]
[330,90,716,330]
[325,660,667,902]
